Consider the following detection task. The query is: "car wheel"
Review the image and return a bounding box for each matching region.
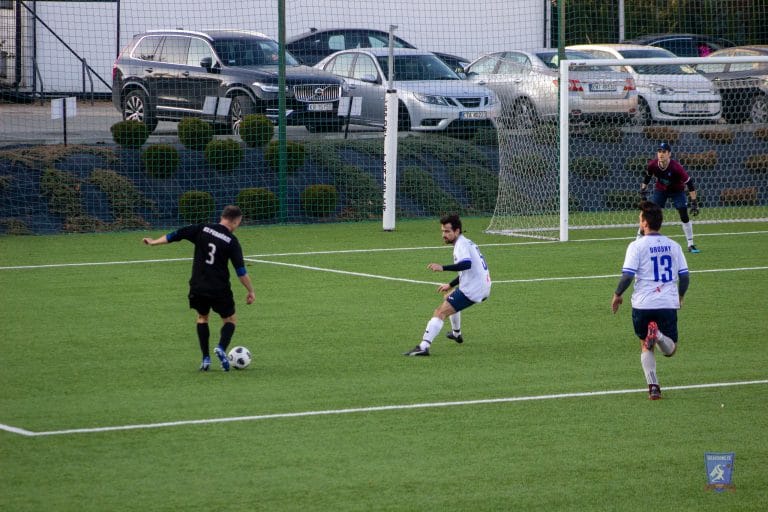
[632,98,652,126]
[397,102,411,131]
[229,95,255,136]
[749,94,768,124]
[123,90,158,133]
[512,98,538,129]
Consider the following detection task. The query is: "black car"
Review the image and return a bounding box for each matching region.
[112,29,346,134]
[286,27,469,72]
[695,45,768,123]
[624,33,735,57]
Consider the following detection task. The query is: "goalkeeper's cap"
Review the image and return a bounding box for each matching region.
[657,142,671,152]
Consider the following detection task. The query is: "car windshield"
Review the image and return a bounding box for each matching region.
[618,49,696,75]
[536,50,614,72]
[213,38,299,67]
[376,54,459,81]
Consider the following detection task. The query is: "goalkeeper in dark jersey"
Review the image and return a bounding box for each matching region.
[142,205,255,371]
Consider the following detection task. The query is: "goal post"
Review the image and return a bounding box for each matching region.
[487,54,768,241]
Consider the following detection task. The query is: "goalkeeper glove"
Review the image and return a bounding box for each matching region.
[690,199,700,216]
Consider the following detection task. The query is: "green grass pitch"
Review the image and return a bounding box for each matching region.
[1,218,766,511]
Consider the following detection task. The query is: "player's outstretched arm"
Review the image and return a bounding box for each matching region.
[427,263,443,272]
[239,274,255,305]
[142,236,168,246]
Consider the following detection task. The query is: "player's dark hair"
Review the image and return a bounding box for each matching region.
[221,205,243,221]
[640,201,663,231]
[440,214,462,232]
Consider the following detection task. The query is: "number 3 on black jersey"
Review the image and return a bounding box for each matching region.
[206,243,216,265]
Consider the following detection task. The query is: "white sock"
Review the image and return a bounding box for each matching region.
[641,350,658,385]
[656,330,676,356]
[449,312,461,334]
[682,221,694,247]
[420,317,444,350]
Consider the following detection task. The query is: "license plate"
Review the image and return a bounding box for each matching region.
[307,103,333,112]
[589,83,616,92]
[461,111,487,119]
[682,102,708,113]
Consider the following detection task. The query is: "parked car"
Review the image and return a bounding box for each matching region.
[568,44,721,124]
[464,49,637,128]
[112,29,346,134]
[695,45,768,123]
[624,33,735,57]
[314,48,499,132]
[287,27,469,72]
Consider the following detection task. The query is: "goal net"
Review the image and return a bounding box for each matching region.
[487,53,768,240]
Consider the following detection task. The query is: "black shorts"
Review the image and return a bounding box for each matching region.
[189,290,235,318]
[631,308,678,343]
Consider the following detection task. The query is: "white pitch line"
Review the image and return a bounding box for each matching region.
[247,258,436,285]
[2,379,765,438]
[493,266,768,284]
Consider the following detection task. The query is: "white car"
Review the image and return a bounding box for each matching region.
[568,44,722,124]
[465,49,638,127]
[315,48,499,132]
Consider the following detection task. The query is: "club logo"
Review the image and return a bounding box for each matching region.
[704,452,735,492]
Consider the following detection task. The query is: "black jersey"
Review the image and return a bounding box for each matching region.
[168,223,246,296]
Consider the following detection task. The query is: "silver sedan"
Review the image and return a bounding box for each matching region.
[465,49,638,128]
[315,48,500,132]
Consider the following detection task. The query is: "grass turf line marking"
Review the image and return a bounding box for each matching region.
[2,379,765,438]
[247,258,436,285]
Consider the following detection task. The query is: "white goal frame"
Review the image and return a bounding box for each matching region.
[556,55,768,241]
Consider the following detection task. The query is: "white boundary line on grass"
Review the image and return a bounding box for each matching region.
[1,379,765,438]
[1,229,766,272]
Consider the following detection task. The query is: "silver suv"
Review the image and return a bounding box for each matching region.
[112,29,346,134]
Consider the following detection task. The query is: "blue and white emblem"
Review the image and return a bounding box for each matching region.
[704,452,735,492]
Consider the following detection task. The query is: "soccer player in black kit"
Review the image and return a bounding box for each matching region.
[142,205,255,371]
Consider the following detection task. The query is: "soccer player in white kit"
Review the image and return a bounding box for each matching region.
[404,215,491,356]
[611,201,690,400]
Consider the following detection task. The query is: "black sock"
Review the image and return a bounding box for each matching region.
[218,322,236,352]
[197,323,210,358]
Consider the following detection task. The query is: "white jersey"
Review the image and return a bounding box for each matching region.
[622,233,689,310]
[454,234,491,302]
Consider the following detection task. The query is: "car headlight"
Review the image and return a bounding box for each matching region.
[649,82,674,95]
[253,82,289,94]
[414,93,451,106]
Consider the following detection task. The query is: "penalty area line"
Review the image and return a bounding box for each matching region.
[2,379,766,438]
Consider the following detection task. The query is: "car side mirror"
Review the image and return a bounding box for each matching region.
[200,57,213,70]
[360,74,379,84]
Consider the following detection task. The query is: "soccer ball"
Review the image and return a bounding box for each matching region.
[227,346,252,370]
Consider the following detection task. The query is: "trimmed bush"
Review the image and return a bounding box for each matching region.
[239,114,274,148]
[90,168,153,218]
[448,164,498,214]
[0,218,31,235]
[141,144,180,178]
[677,150,718,170]
[624,155,649,174]
[236,187,279,221]
[179,190,215,224]
[698,129,734,144]
[40,168,83,217]
[604,190,640,210]
[586,126,623,144]
[399,166,463,216]
[570,156,611,180]
[300,184,338,217]
[754,127,768,142]
[642,126,680,145]
[178,118,214,150]
[745,154,768,174]
[204,138,243,172]
[720,187,758,206]
[110,120,149,149]
[264,140,306,173]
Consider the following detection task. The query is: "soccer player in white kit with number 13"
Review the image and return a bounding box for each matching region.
[404,215,491,356]
[612,201,690,400]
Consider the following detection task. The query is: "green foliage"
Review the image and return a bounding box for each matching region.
[62,215,108,233]
[533,123,558,144]
[745,154,768,174]
[178,190,215,224]
[699,129,735,145]
[570,156,611,180]
[40,168,83,217]
[204,138,243,172]
[300,184,338,217]
[604,189,640,210]
[0,218,31,235]
[448,164,498,214]
[177,118,214,151]
[236,187,279,221]
[141,144,180,179]
[506,153,552,179]
[399,166,463,216]
[331,165,383,219]
[642,126,680,145]
[678,150,718,171]
[585,126,623,144]
[264,140,306,173]
[624,155,649,174]
[110,120,149,149]
[239,114,274,148]
[89,168,153,221]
